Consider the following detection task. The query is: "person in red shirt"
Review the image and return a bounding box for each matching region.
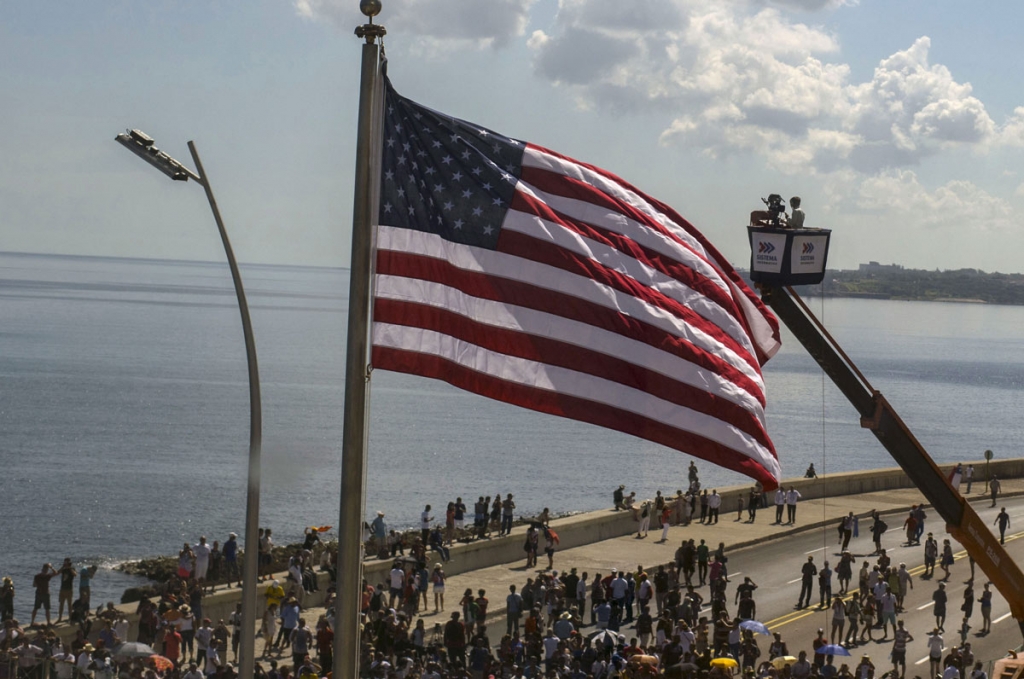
[163,625,182,667]
[316,616,334,669]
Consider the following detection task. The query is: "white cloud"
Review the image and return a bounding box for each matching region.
[528,1,1023,176]
[851,170,1014,230]
[295,0,536,49]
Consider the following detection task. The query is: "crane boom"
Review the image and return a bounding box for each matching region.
[762,285,1024,640]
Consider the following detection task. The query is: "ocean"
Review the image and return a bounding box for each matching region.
[2,251,1023,619]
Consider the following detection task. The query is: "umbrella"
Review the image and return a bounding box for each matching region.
[112,642,157,659]
[711,658,738,669]
[149,656,174,672]
[771,656,798,671]
[816,645,851,657]
[588,629,621,647]
[739,620,771,636]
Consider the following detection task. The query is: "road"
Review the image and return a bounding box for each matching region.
[738,497,1024,670]
[479,497,1024,669]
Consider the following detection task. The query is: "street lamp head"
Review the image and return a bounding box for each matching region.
[360,0,382,18]
[114,129,196,182]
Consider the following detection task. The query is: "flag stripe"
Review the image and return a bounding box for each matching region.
[504,189,758,367]
[375,273,766,419]
[372,325,780,481]
[374,292,770,446]
[376,226,766,403]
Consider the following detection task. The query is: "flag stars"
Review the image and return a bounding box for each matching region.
[461,189,472,199]
[492,197,503,206]
[432,140,442,149]
[443,201,454,211]
[453,219,464,230]
[407,206,415,216]
[449,133,460,143]
[472,206,483,217]
[461,150,471,161]
[482,182,493,192]
[451,171,463,182]
[402,142,411,152]
[386,138,395,148]
[424,167,435,176]
[472,167,483,176]
[383,202,392,213]
[385,170,394,181]
[441,155,453,165]
[483,225,494,235]
[433,184,445,193]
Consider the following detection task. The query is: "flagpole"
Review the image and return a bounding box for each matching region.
[334,4,385,679]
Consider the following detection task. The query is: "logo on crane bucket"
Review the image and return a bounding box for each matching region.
[802,243,815,254]
[755,239,779,268]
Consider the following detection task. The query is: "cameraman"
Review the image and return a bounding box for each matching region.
[787,196,805,228]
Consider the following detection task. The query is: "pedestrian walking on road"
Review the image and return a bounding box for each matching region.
[923,533,938,577]
[890,620,913,679]
[979,582,993,633]
[869,512,887,554]
[994,507,1010,545]
[939,539,954,581]
[840,512,854,550]
[965,465,975,493]
[797,556,816,609]
[747,487,759,522]
[932,583,947,631]
[989,475,1001,507]
[774,488,785,524]
[818,561,833,608]
[829,595,845,643]
[926,628,943,679]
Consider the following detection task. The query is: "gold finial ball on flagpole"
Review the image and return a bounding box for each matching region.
[360,0,382,17]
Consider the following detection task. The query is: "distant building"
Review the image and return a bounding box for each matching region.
[858,261,904,274]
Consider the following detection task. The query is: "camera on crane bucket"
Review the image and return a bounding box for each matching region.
[761,194,787,228]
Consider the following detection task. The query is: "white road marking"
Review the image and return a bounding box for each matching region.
[806,546,826,554]
[788,577,803,584]
[994,612,1012,624]
[917,601,935,610]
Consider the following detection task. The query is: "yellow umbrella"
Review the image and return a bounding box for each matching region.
[772,656,798,671]
[711,658,739,669]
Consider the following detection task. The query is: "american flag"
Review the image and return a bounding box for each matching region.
[372,78,783,487]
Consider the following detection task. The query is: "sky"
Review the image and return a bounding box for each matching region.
[3,0,1024,273]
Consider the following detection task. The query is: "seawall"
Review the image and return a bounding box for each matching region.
[48,457,1020,645]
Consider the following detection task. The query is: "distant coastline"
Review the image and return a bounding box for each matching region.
[741,262,1024,306]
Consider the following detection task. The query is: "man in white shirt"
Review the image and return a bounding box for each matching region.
[194,537,212,581]
[390,564,406,608]
[195,618,214,667]
[14,638,44,672]
[786,488,802,525]
[53,645,76,679]
[182,662,205,679]
[774,489,785,524]
[76,644,95,674]
[707,491,722,524]
[114,611,130,644]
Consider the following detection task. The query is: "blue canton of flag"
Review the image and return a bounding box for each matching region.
[380,80,522,250]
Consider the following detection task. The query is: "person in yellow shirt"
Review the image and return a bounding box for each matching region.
[265,580,285,612]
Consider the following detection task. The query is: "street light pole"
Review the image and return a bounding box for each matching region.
[115,131,262,678]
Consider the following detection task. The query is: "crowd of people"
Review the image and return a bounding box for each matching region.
[0,462,1011,679]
